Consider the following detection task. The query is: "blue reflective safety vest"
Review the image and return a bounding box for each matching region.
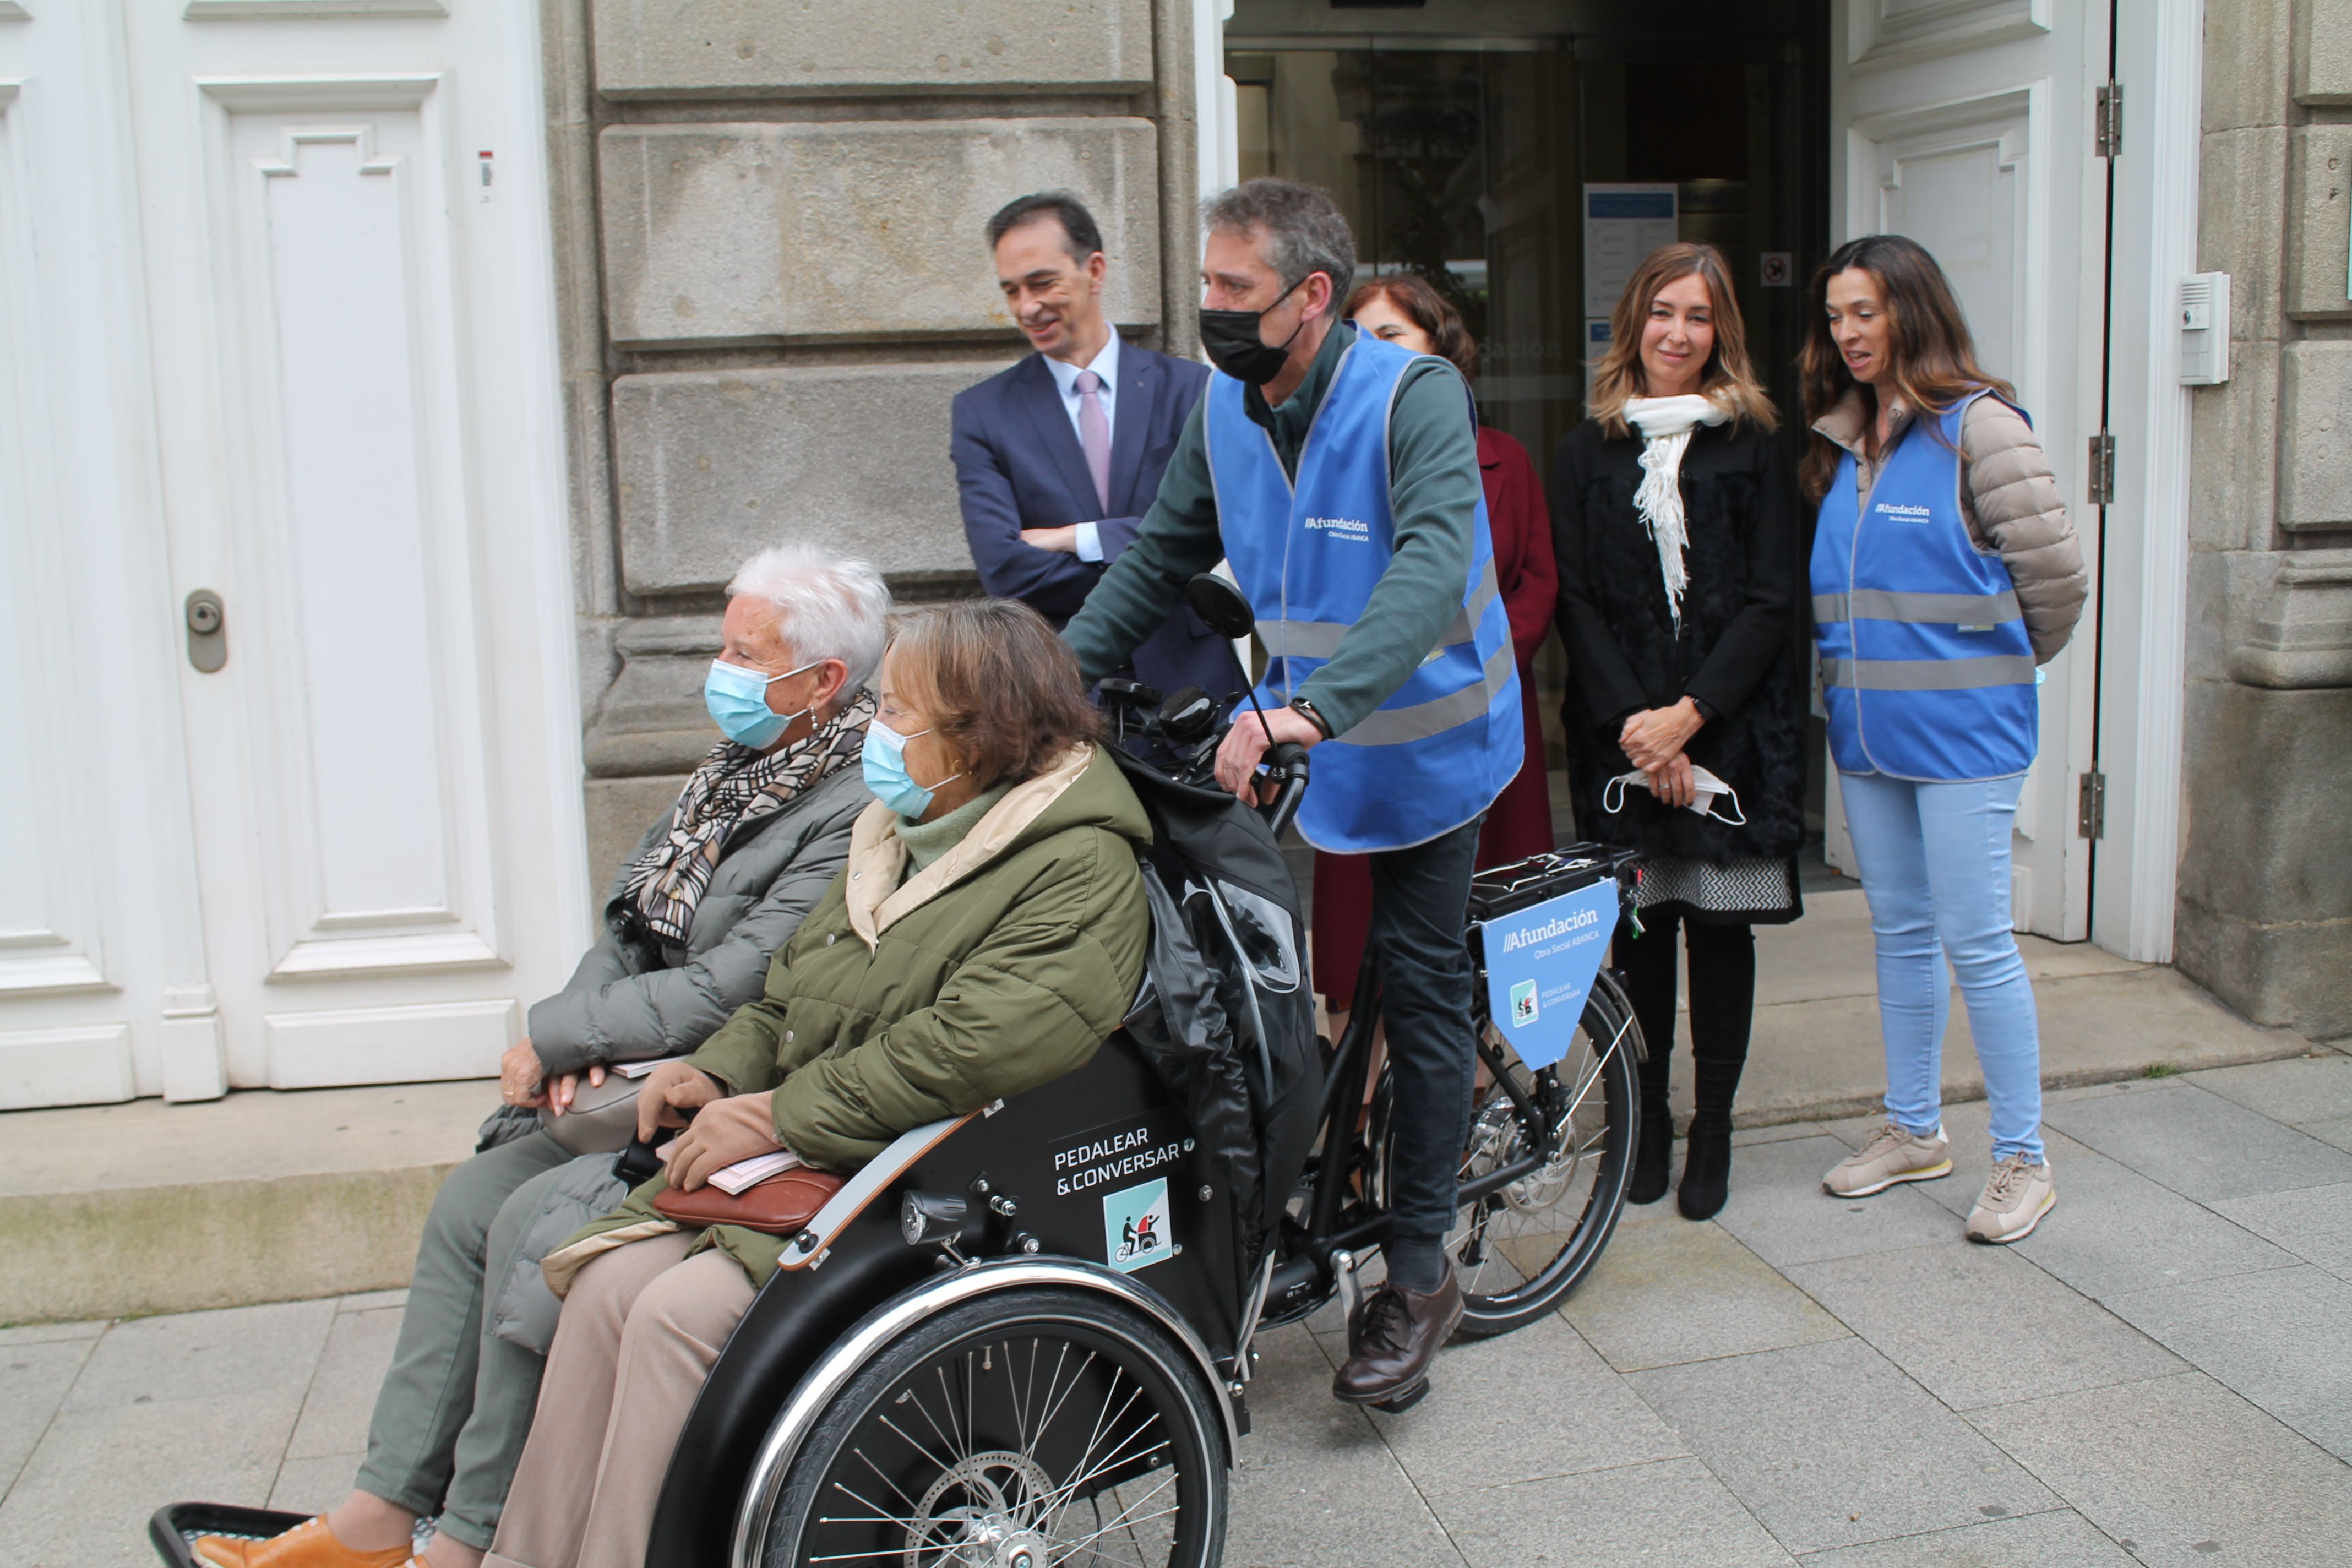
[1202,331,1522,852]
[1810,389,2039,782]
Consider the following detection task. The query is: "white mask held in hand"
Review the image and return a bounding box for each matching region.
[1603,767,1747,825]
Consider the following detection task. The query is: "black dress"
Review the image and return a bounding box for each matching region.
[1549,415,1807,924]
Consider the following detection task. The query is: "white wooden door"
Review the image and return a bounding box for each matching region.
[1825,0,2108,943]
[0,0,588,1106]
[0,0,219,1107]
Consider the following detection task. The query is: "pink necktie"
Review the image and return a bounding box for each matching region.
[1075,369,1112,516]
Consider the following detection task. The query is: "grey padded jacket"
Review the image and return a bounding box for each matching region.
[525,761,872,1077]
[1812,390,2088,663]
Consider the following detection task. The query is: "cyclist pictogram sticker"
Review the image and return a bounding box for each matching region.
[1103,1176,1175,1273]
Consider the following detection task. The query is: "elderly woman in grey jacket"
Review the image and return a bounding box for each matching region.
[198,543,889,1568]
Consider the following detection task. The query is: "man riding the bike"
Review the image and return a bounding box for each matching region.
[1063,178,1523,1407]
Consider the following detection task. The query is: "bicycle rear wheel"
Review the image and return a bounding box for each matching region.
[1443,971,1641,1336]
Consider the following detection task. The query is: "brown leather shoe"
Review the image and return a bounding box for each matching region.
[1331,1264,1464,1406]
[193,1516,414,1568]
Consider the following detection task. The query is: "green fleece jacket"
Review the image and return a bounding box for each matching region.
[1061,321,1483,735]
[543,744,1151,1290]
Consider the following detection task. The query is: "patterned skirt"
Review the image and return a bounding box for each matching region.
[1632,854,1801,926]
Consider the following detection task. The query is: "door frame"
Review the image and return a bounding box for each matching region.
[2091,0,2202,964]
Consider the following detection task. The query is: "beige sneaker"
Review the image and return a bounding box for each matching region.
[1823,1121,1953,1197]
[1965,1155,2056,1243]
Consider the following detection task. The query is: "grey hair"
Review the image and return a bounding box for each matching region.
[1201,178,1357,295]
[724,542,891,692]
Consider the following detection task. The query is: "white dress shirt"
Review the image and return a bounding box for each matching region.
[1041,333,1121,560]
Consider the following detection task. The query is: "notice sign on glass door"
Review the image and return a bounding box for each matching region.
[1583,184,1679,315]
[1583,184,1678,398]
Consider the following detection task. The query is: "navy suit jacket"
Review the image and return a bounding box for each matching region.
[951,342,1229,700]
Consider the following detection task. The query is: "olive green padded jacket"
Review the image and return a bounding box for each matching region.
[542,743,1151,1291]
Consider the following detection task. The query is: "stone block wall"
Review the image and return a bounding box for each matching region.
[537,0,1202,880]
[2178,0,2352,1038]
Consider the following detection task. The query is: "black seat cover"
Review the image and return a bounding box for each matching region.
[1110,748,1323,1305]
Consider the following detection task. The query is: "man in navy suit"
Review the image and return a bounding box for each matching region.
[951,192,1226,700]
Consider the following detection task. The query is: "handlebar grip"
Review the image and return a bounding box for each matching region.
[1265,741,1310,778]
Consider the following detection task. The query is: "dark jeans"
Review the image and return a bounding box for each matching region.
[1363,815,1486,1246]
[1615,910,1756,1129]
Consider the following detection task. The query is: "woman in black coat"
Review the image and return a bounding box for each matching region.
[1552,242,1806,1220]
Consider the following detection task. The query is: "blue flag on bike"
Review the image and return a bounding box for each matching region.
[1478,879,1619,1070]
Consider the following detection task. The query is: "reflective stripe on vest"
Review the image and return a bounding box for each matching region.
[1203,331,1522,852]
[1256,557,1501,660]
[1810,587,2021,627]
[1808,388,2039,781]
[1818,654,2036,692]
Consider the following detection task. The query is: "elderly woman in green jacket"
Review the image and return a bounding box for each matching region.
[481,598,1152,1568]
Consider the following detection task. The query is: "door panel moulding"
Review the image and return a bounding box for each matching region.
[1848,0,2052,75]
[192,72,510,982]
[0,79,116,1001]
[186,1,447,17]
[264,997,513,1088]
[0,1025,135,1109]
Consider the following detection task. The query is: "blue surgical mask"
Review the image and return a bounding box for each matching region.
[862,719,963,819]
[705,657,819,749]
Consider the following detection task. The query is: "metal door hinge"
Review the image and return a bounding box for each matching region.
[2087,433,2116,505]
[2095,81,2123,159]
[2078,771,2107,839]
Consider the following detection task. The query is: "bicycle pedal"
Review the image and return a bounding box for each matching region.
[1369,1379,1430,1414]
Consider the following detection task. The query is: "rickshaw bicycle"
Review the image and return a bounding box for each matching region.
[154,576,1646,1568]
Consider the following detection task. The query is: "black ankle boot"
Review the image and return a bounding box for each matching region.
[1678,1117,1732,1220]
[1630,1099,1673,1205]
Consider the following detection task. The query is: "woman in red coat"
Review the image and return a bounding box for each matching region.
[1313,274,1559,1017]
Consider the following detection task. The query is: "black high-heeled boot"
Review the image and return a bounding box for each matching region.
[1678,1113,1732,1219]
[1630,1095,1674,1205]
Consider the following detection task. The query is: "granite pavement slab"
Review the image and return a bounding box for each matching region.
[1785,1242,2182,1411]
[2104,1264,2352,1460]
[2044,1082,2352,1202]
[2211,1180,2352,1279]
[1707,1135,1961,1267]
[1626,1337,2057,1553]
[1559,1209,1848,1373]
[1435,1456,1796,1568]
[1969,1371,2352,1568]
[1793,1507,2144,1567]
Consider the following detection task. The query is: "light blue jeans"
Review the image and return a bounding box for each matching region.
[1839,770,2046,1163]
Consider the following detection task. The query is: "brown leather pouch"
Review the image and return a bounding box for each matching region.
[652,1168,846,1235]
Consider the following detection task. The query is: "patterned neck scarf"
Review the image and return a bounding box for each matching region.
[621,688,875,944]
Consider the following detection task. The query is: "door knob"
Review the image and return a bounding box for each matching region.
[186,589,227,673]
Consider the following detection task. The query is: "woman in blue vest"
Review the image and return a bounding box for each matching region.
[1803,235,2087,1243]
[1553,243,1806,1222]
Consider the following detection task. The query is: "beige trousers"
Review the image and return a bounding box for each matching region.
[482,1231,756,1568]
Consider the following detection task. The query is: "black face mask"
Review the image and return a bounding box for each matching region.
[1198,277,1311,386]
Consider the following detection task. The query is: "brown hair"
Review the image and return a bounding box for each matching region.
[1345,273,1478,380]
[1587,242,1777,438]
[886,599,1101,788]
[1798,234,2015,501]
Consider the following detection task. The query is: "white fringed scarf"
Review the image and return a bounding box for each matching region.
[1625,394,1731,631]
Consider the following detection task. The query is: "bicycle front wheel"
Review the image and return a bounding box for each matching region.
[1445,970,1641,1336]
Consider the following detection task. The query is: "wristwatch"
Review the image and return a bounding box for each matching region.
[1287,697,1335,739]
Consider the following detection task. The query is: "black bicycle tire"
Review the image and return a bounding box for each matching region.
[761,1288,1229,1568]
[1450,971,1642,1337]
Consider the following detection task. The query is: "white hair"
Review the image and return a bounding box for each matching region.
[725,542,891,692]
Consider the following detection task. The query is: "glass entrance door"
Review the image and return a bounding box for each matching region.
[1226,3,1828,843]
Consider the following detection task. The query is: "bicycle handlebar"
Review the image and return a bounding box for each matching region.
[1260,741,1310,839]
